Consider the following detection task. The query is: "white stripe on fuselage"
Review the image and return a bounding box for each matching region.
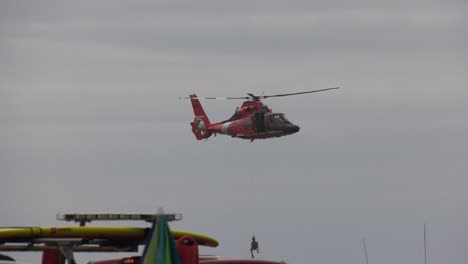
[221,122,232,134]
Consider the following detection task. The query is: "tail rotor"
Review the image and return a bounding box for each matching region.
[188,94,212,140]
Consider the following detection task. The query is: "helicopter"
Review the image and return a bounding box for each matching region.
[182,87,339,141]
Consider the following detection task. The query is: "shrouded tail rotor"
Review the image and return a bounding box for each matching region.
[188,94,212,140]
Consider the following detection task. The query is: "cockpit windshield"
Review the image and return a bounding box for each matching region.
[270,114,288,123]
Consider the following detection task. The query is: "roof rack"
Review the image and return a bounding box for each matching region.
[57,213,183,226]
[0,244,138,253]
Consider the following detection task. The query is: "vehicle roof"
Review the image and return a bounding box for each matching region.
[88,255,286,264]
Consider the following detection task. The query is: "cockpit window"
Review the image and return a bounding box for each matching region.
[270,114,288,123]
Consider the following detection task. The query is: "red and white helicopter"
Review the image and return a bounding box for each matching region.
[182,88,339,141]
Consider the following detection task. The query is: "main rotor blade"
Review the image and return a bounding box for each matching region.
[179,87,339,100]
[179,96,249,100]
[259,87,340,99]
[205,96,250,100]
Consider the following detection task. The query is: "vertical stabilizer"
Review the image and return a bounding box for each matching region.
[190,94,208,117]
[189,94,212,140]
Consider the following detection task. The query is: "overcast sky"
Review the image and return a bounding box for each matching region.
[1,1,467,263]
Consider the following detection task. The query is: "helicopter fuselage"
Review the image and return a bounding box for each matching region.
[190,97,300,141]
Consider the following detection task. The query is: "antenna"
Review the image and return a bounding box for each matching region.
[362,237,369,264]
[424,223,427,264]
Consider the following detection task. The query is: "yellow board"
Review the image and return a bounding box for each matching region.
[0,226,218,248]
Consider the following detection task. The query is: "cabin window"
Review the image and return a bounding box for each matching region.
[244,118,252,128]
[270,114,286,123]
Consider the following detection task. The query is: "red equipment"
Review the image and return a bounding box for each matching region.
[41,246,62,264]
[176,236,199,264]
[183,88,339,141]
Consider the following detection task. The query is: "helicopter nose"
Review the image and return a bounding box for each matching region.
[292,125,300,133]
[283,125,300,133]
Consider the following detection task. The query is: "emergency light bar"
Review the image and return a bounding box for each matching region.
[57,213,183,225]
